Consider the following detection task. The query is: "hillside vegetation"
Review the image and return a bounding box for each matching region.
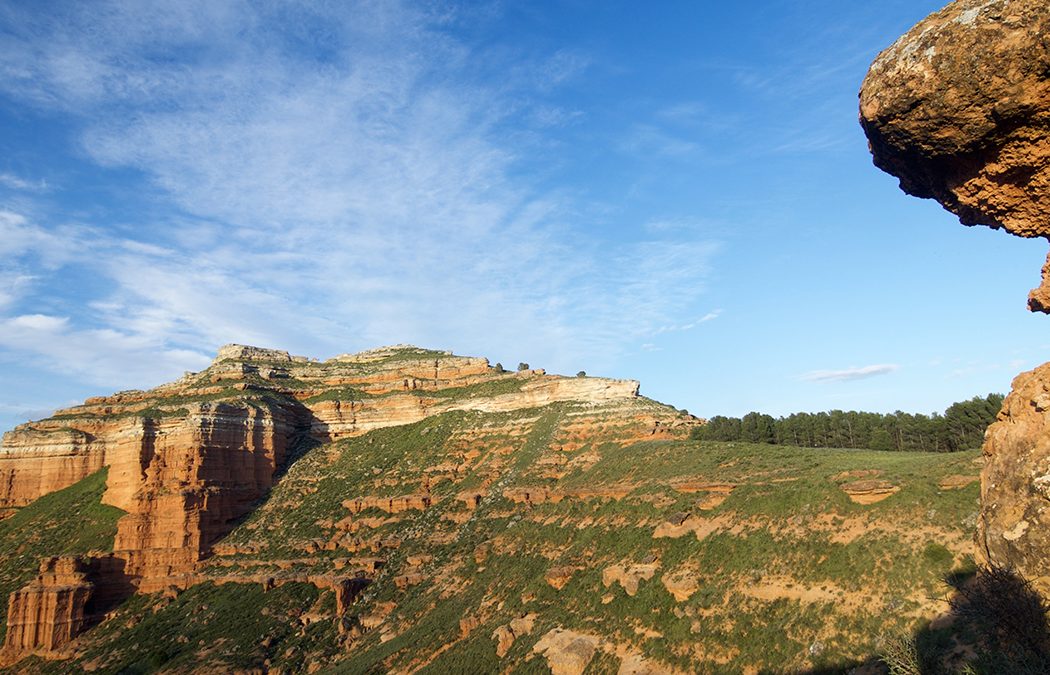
[9,411,981,673]
[696,394,1003,453]
[0,346,990,673]
[0,469,124,645]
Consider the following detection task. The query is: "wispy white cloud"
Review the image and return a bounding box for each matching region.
[0,312,211,387]
[651,309,722,336]
[0,273,34,311]
[0,173,47,191]
[0,402,61,423]
[0,1,719,392]
[801,364,900,383]
[620,123,700,158]
[0,209,84,265]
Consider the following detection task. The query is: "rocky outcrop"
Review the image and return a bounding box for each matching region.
[661,569,699,602]
[0,557,93,660]
[602,561,660,596]
[0,427,105,507]
[0,555,132,664]
[307,375,641,440]
[492,612,536,658]
[532,628,600,675]
[859,0,1050,310]
[342,495,433,515]
[840,479,900,505]
[0,345,659,521]
[860,0,1050,588]
[3,399,304,595]
[977,363,1050,590]
[215,344,307,363]
[545,566,577,590]
[109,400,301,591]
[0,343,700,666]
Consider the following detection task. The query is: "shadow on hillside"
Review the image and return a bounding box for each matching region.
[758,665,867,675]
[781,564,1050,675]
[207,397,322,551]
[272,400,323,482]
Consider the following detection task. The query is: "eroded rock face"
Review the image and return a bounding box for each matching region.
[602,561,660,597]
[859,1,1050,227]
[0,555,131,663]
[0,428,105,508]
[0,557,93,660]
[859,0,1050,310]
[532,628,600,675]
[109,401,300,591]
[860,0,1050,588]
[977,363,1050,589]
[0,343,700,665]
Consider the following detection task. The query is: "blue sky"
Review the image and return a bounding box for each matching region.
[1,0,1047,431]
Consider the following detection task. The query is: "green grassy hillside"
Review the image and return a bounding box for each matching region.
[10,402,982,674]
[0,468,124,645]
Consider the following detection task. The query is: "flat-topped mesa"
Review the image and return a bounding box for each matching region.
[0,345,697,665]
[0,344,675,589]
[330,344,452,363]
[0,344,642,509]
[214,343,310,363]
[306,373,642,439]
[859,0,1050,311]
[860,0,1050,591]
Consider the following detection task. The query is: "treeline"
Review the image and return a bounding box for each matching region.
[693,393,1004,452]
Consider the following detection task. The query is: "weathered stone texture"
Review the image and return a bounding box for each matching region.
[0,343,700,665]
[860,0,1050,589]
[977,363,1050,590]
[860,0,1050,310]
[1,558,93,661]
[861,0,1050,233]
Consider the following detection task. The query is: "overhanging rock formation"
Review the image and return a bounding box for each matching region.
[860,0,1050,590]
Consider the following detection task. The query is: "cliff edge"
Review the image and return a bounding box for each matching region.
[0,344,691,664]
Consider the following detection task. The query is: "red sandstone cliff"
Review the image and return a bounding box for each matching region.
[2,557,93,659]
[0,344,696,662]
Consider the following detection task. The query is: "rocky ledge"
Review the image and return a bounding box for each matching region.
[0,344,697,662]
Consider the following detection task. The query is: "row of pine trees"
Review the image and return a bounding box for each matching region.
[692,393,1004,452]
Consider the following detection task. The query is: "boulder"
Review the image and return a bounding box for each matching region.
[532,628,600,675]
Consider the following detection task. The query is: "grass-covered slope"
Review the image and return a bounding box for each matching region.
[0,468,124,644]
[19,401,981,674]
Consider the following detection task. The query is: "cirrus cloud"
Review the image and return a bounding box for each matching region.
[801,364,900,383]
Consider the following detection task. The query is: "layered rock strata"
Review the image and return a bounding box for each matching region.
[1,558,93,658]
[860,0,1050,588]
[0,344,695,661]
[108,401,301,591]
[0,428,105,508]
[0,555,131,664]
